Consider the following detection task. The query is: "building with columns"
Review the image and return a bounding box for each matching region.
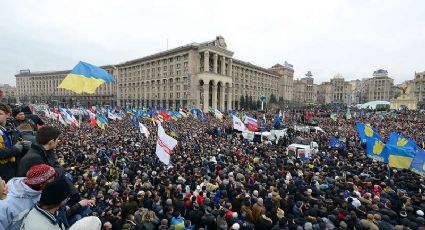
[15,36,294,111]
[414,71,425,103]
[293,71,317,104]
[317,75,352,105]
[364,69,394,102]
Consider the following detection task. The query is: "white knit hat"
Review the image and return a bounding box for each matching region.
[69,216,101,230]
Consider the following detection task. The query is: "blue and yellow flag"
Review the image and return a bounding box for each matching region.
[96,115,108,130]
[356,123,382,143]
[386,144,416,169]
[388,132,420,154]
[410,148,425,176]
[366,138,389,163]
[58,61,114,94]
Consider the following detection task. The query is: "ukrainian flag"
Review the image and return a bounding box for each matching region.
[58,61,114,94]
[366,138,389,163]
[356,123,382,143]
[386,144,416,169]
[96,115,108,130]
[388,132,420,154]
[410,148,425,176]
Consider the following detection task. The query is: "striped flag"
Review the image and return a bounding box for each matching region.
[155,124,178,165]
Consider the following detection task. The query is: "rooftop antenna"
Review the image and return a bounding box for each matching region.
[167,38,168,50]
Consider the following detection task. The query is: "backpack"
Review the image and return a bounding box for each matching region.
[7,207,32,230]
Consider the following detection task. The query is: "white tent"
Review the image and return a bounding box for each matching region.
[359,101,390,110]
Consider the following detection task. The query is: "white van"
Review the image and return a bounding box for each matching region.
[286,142,318,160]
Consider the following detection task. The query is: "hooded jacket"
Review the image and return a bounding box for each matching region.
[0,177,41,229]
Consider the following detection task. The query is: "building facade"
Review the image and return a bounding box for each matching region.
[317,75,352,105]
[364,69,394,102]
[15,36,294,111]
[15,67,117,107]
[293,72,317,104]
[414,71,425,103]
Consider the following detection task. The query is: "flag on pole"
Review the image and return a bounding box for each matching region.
[155,124,178,165]
[58,61,114,94]
[244,116,259,132]
[138,122,150,138]
[232,115,246,131]
[214,108,224,120]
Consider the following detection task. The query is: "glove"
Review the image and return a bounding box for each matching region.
[21,141,32,151]
[12,142,23,153]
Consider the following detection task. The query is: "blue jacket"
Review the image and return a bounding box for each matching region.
[0,177,41,229]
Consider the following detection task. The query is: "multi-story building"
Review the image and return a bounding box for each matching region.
[0,84,17,104]
[414,71,425,103]
[293,71,317,104]
[15,67,117,107]
[317,75,352,105]
[364,69,394,102]
[15,36,294,111]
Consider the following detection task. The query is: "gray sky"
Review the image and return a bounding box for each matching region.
[1,0,424,86]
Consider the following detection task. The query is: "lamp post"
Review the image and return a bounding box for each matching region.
[259,95,266,110]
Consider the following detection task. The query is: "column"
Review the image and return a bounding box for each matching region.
[204,51,209,72]
[221,56,226,75]
[228,59,233,77]
[213,54,218,74]
[212,84,217,109]
[203,84,209,112]
[196,84,201,109]
[227,87,232,111]
[220,85,225,111]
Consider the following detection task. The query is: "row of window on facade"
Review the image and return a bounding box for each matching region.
[120,92,189,99]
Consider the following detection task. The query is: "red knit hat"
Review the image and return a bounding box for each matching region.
[24,164,56,186]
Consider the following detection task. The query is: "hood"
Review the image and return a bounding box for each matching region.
[7,177,41,199]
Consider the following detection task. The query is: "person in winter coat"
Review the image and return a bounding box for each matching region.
[0,103,28,182]
[122,214,139,230]
[240,201,255,223]
[256,212,273,230]
[0,164,56,229]
[252,198,266,224]
[17,126,62,178]
[20,177,71,230]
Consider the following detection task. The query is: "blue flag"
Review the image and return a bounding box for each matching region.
[410,148,425,176]
[274,114,281,128]
[388,132,420,154]
[386,144,416,169]
[356,123,382,143]
[366,138,389,163]
[328,136,346,149]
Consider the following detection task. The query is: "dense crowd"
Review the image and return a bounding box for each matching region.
[1,103,425,230]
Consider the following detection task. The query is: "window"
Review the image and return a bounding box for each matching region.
[177,92,180,98]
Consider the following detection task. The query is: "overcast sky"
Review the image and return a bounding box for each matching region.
[1,0,424,86]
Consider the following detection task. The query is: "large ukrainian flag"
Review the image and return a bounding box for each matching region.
[386,144,416,169]
[366,138,389,163]
[388,132,420,154]
[356,123,382,143]
[58,61,114,94]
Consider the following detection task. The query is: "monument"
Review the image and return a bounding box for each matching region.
[390,84,418,110]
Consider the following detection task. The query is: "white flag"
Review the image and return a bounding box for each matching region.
[108,111,117,120]
[155,124,177,165]
[138,122,150,138]
[232,115,247,131]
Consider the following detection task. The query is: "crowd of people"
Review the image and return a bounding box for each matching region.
[1,102,425,230]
